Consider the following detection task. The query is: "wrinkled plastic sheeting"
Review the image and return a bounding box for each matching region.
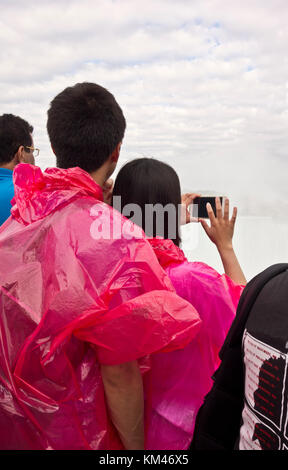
[0,164,202,450]
[145,243,244,449]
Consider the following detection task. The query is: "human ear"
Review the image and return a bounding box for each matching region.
[14,146,25,163]
[111,142,122,163]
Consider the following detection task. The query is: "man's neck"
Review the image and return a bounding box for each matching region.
[0,162,15,171]
[89,167,110,188]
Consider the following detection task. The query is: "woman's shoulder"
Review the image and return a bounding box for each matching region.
[168,259,244,313]
[168,259,221,280]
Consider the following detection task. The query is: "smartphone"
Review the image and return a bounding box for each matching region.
[192,196,224,219]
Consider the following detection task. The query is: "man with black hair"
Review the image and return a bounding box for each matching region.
[0,114,36,225]
[0,83,201,450]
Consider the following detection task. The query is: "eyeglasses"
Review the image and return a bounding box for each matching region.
[25,146,40,157]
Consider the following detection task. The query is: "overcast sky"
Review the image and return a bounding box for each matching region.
[1,0,288,218]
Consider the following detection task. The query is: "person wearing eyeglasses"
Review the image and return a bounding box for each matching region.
[0,113,39,225]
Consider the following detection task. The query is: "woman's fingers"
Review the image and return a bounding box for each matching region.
[206,202,216,224]
[223,197,229,221]
[181,193,202,223]
[181,193,201,205]
[102,178,114,205]
[231,206,237,225]
[215,197,223,220]
[103,178,114,191]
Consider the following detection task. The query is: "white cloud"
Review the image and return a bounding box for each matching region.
[0,0,287,221]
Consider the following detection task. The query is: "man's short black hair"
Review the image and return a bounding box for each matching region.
[47,82,126,173]
[0,114,33,164]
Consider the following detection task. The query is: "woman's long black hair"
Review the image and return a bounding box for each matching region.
[112,157,182,246]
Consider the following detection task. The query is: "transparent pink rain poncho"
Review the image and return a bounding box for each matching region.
[0,163,203,450]
[146,238,245,449]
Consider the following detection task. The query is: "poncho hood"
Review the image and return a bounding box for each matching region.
[148,237,187,268]
[11,163,103,225]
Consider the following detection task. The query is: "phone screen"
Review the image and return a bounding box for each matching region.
[192,197,223,219]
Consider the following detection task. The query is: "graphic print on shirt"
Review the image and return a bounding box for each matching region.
[239,331,288,450]
[240,406,280,450]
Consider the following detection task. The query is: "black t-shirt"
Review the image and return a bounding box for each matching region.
[239,271,288,450]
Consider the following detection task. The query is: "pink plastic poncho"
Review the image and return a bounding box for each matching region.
[146,238,245,449]
[0,164,202,450]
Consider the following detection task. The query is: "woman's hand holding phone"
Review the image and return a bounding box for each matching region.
[199,197,246,285]
[181,192,201,224]
[199,197,236,251]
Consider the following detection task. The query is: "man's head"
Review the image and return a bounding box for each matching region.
[47,82,126,177]
[0,114,35,168]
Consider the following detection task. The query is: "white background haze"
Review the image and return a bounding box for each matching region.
[1,0,288,280]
